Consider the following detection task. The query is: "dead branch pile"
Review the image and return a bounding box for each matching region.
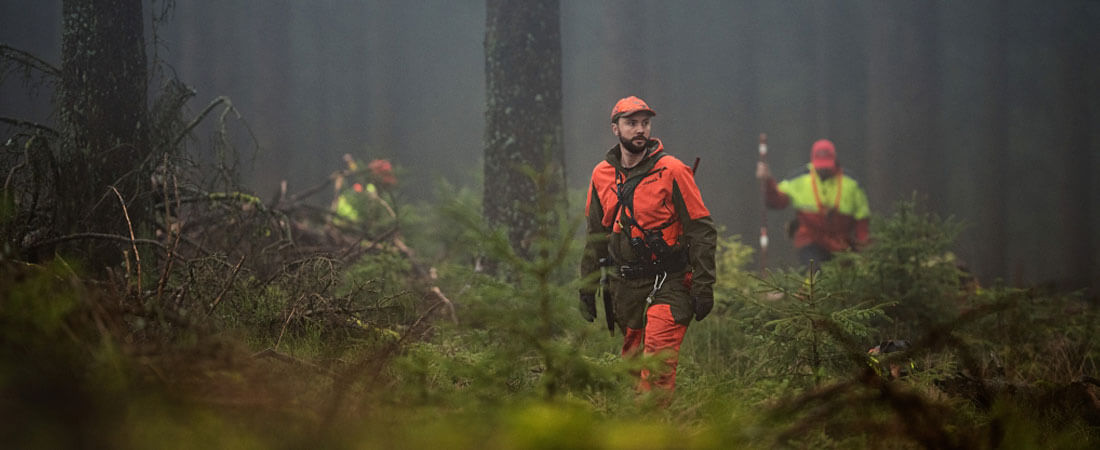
[142,162,456,330]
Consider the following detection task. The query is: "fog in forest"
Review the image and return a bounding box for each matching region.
[2,0,1097,292]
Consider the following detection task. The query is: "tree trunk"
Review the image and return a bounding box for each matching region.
[484,0,565,257]
[1088,5,1100,295]
[811,0,831,139]
[984,1,1010,287]
[937,0,1008,285]
[1052,2,1093,290]
[364,1,401,161]
[600,0,653,96]
[242,1,292,193]
[58,0,150,271]
[865,3,939,211]
[809,0,869,172]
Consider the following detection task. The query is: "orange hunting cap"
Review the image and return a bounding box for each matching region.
[610,96,656,123]
[811,139,837,170]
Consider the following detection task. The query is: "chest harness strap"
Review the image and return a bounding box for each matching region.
[613,155,671,240]
[610,154,688,279]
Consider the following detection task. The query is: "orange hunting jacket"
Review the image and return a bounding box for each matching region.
[580,139,717,299]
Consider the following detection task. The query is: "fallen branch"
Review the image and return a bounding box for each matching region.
[392,236,457,323]
[109,186,141,294]
[429,286,458,324]
[252,347,332,376]
[3,134,33,193]
[321,299,447,429]
[0,44,61,78]
[171,96,230,148]
[0,116,60,137]
[27,232,167,252]
[275,295,305,351]
[207,256,246,315]
[155,170,185,303]
[285,167,372,204]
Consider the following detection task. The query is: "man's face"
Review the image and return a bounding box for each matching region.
[612,113,653,154]
[816,167,836,179]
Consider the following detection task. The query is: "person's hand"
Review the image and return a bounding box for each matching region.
[693,296,713,321]
[579,293,596,322]
[755,161,771,180]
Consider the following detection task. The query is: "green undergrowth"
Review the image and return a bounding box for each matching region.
[2,192,1099,449]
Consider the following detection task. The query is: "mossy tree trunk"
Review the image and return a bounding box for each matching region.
[58,0,150,272]
[483,0,565,259]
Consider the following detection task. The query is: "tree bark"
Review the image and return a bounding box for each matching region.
[58,0,150,271]
[1053,2,1094,290]
[936,0,1008,285]
[484,0,565,257]
[600,0,652,96]
[865,3,939,211]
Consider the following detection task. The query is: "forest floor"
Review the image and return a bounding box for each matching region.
[3,194,1099,450]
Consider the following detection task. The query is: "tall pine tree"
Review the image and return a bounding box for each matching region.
[483,0,565,257]
[58,0,150,272]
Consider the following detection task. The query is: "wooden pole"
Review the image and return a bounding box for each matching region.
[759,133,769,273]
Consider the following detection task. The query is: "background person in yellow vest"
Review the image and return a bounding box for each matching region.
[333,154,397,230]
[756,139,870,267]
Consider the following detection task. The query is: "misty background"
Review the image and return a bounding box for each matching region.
[2,0,1097,292]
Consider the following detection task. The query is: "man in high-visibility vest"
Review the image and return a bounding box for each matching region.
[756,139,870,267]
[333,154,397,229]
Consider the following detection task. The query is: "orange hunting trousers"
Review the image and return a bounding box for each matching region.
[621,304,688,392]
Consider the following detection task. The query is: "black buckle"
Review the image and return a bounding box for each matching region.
[618,264,654,280]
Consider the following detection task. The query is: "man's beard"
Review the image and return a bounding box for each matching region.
[619,134,648,154]
[816,168,837,180]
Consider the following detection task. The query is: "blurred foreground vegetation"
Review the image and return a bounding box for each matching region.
[2,188,1098,449]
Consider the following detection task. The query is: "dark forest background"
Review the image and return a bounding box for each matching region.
[2,0,1097,292]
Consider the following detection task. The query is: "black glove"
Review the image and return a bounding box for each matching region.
[693,296,713,321]
[579,293,596,322]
